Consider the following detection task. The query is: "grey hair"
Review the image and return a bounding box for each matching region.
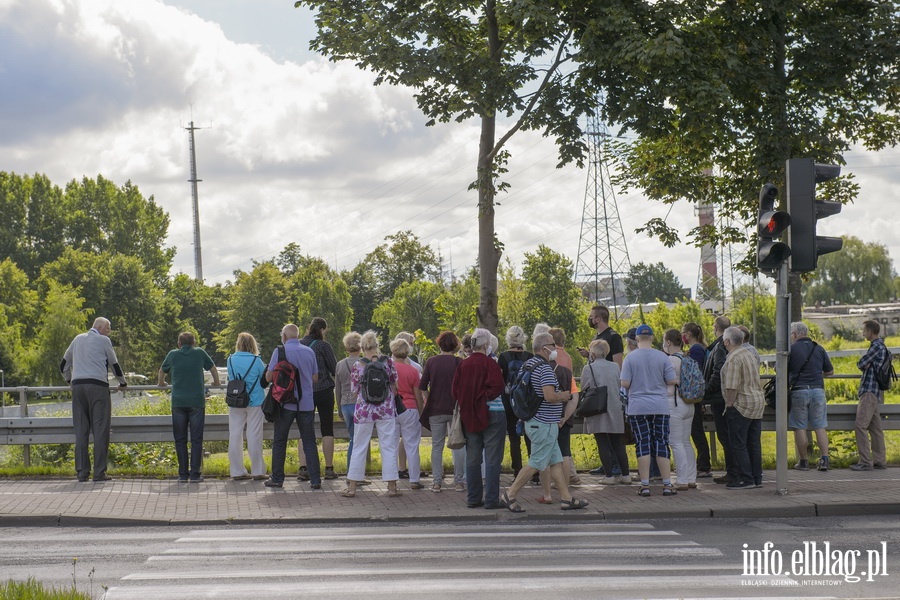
[532,332,554,353]
[490,334,499,353]
[533,323,551,339]
[281,324,300,339]
[505,326,527,348]
[790,321,809,337]
[471,328,492,351]
[723,326,744,347]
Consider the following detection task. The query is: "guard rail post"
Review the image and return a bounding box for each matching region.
[18,386,30,467]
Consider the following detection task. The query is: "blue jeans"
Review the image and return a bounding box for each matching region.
[172,406,205,480]
[464,411,507,506]
[726,408,762,484]
[340,404,356,461]
[272,408,320,485]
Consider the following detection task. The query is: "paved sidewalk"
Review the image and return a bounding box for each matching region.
[0,467,897,527]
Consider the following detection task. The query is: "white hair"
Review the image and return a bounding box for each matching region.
[790,321,809,337]
[505,326,527,348]
[723,326,744,347]
[471,328,492,351]
[532,332,554,353]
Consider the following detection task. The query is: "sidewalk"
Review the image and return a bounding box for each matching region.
[0,467,896,527]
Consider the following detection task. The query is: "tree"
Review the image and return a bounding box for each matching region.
[343,262,379,334]
[364,231,441,304]
[372,281,444,343]
[296,1,636,333]
[216,262,293,357]
[625,261,685,304]
[596,1,899,317]
[521,245,583,340]
[804,237,895,305]
[27,282,87,386]
[166,274,228,362]
[731,293,777,351]
[435,268,479,336]
[497,258,528,340]
[289,253,353,354]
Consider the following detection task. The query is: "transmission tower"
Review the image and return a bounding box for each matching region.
[185,121,204,281]
[574,109,632,320]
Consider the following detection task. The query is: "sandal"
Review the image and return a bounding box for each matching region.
[638,486,651,497]
[536,496,553,505]
[500,491,525,513]
[560,498,589,510]
[663,484,677,496]
[387,489,402,497]
[340,488,355,498]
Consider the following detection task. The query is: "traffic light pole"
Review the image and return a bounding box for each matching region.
[775,261,790,495]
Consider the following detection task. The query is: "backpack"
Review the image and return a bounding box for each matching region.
[509,359,544,421]
[875,353,897,391]
[269,346,300,404]
[504,355,525,395]
[224,356,260,408]
[674,352,705,404]
[360,356,391,405]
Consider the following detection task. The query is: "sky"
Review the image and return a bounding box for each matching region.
[1,0,897,294]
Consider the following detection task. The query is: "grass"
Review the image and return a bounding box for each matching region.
[0,578,93,600]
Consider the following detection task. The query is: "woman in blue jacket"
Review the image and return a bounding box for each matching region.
[227,332,268,480]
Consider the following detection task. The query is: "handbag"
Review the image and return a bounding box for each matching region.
[575,363,608,418]
[394,393,407,416]
[261,386,281,423]
[225,356,259,408]
[447,403,466,450]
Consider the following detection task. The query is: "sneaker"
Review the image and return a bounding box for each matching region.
[310,482,321,490]
[616,474,632,485]
[601,476,617,485]
[296,466,310,482]
[410,482,424,490]
[850,463,872,471]
[697,470,713,478]
[324,467,338,480]
[817,457,829,472]
[189,476,204,483]
[93,475,113,482]
[713,475,733,484]
[793,460,809,471]
[264,479,283,488]
[873,464,887,470]
[455,483,466,492]
[675,484,690,491]
[398,469,409,479]
[725,480,755,490]
[177,477,188,483]
[754,481,763,488]
[589,466,605,476]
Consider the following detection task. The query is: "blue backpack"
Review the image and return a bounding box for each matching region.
[674,352,705,404]
[504,355,524,395]
[509,359,544,421]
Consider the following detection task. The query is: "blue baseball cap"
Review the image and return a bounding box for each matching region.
[635,324,653,336]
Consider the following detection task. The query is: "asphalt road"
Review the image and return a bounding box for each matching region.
[0,516,898,599]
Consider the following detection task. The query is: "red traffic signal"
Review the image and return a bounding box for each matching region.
[757,183,792,271]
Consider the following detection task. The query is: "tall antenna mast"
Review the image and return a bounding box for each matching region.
[186,120,204,281]
[574,103,632,320]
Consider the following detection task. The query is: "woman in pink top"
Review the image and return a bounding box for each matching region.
[391,338,424,490]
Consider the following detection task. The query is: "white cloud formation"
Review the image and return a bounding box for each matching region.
[0,0,896,299]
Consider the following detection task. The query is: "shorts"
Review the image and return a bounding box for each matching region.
[524,420,563,471]
[788,387,827,430]
[627,414,670,459]
[313,388,335,437]
[557,424,572,457]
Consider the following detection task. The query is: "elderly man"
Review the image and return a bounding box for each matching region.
[788,322,833,471]
[159,332,219,483]
[501,332,588,512]
[61,317,127,482]
[621,324,677,496]
[721,326,765,489]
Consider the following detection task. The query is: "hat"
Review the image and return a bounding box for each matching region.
[625,327,637,341]
[635,324,653,337]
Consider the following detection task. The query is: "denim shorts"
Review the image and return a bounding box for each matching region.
[789,387,827,430]
[525,420,563,471]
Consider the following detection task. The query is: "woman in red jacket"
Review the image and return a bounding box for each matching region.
[451,328,506,509]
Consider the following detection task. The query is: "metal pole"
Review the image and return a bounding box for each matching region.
[775,262,790,495]
[18,386,30,467]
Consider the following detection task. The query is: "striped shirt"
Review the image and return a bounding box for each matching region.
[524,357,562,424]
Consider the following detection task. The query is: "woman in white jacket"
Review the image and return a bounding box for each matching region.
[662,328,697,491]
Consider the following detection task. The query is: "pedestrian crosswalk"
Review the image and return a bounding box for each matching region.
[101,522,809,599]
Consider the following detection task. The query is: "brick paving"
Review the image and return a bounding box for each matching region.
[0,467,896,526]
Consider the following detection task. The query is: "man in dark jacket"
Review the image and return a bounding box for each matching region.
[703,316,737,484]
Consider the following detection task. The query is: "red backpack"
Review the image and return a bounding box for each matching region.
[269,345,300,404]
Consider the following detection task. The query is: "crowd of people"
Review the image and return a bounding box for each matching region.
[60,308,892,507]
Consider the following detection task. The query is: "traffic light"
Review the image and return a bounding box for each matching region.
[757,183,792,271]
[786,158,843,273]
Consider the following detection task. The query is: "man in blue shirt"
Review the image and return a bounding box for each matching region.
[501,332,587,513]
[851,320,889,471]
[265,324,320,488]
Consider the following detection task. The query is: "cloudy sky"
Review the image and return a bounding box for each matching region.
[1,0,897,294]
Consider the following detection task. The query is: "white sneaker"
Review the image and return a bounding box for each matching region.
[601,476,617,485]
[616,475,632,484]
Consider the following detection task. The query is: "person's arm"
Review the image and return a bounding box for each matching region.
[724,387,738,408]
[611,352,623,369]
[414,386,425,412]
[157,367,167,387]
[541,384,572,403]
[705,345,726,397]
[106,342,127,387]
[561,392,578,424]
[209,366,220,386]
[61,340,75,384]
[665,356,678,386]
[857,344,877,372]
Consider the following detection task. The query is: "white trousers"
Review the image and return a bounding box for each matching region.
[669,398,697,484]
[396,408,422,483]
[348,417,400,482]
[228,405,266,477]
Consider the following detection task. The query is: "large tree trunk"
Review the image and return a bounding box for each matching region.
[476,114,501,334]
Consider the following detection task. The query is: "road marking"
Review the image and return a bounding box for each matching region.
[175,530,680,543]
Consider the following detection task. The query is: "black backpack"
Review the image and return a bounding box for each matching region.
[225,356,260,408]
[505,355,525,395]
[875,354,897,391]
[509,358,544,421]
[360,356,391,404]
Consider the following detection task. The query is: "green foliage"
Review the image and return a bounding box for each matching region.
[216,262,293,358]
[620,300,716,347]
[521,245,583,340]
[289,253,353,356]
[166,275,228,362]
[731,293,777,351]
[804,236,896,305]
[372,281,444,342]
[435,269,479,336]
[342,262,379,334]
[0,578,92,600]
[363,231,441,304]
[625,261,686,304]
[26,282,86,386]
[497,258,527,342]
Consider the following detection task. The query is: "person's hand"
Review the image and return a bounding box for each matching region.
[577,347,589,358]
[118,383,128,391]
[157,383,167,389]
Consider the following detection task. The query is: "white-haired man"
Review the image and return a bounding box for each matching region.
[788,321,833,471]
[721,326,765,489]
[61,317,127,482]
